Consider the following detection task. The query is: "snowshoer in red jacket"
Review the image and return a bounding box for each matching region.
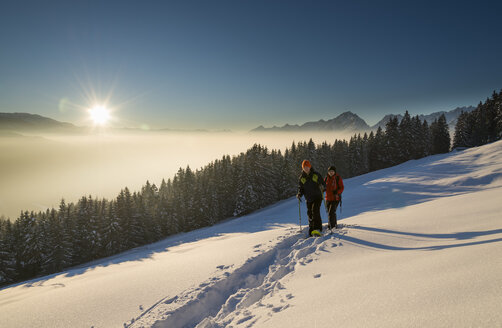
[297,160,326,236]
[324,166,344,229]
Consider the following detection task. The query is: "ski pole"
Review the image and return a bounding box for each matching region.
[322,195,330,231]
[339,197,342,216]
[298,198,302,232]
[322,195,328,215]
[338,196,342,224]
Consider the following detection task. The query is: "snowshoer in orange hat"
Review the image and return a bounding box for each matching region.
[297,160,326,236]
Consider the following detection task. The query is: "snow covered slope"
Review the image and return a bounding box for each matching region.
[1,141,502,327]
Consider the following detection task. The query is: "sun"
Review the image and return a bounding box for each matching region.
[89,105,111,125]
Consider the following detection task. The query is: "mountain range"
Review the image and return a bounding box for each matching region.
[0,113,82,134]
[251,106,476,133]
[0,113,224,135]
[371,106,476,132]
[0,106,476,135]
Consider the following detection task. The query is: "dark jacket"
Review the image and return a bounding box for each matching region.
[325,173,344,201]
[298,169,325,202]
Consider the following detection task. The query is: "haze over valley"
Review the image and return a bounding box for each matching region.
[0,129,360,220]
[0,104,477,220]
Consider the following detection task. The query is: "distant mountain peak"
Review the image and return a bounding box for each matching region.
[250,111,369,132]
[0,112,78,132]
[370,106,476,130]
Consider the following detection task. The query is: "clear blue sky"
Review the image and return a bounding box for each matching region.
[1,0,501,130]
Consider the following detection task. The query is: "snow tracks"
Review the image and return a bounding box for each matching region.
[128,227,339,328]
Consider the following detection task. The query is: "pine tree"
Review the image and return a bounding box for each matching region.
[16,211,43,279]
[398,111,414,162]
[431,114,451,154]
[367,130,379,172]
[495,90,502,139]
[59,200,75,267]
[42,209,67,274]
[219,155,236,219]
[116,188,135,251]
[411,116,425,159]
[180,166,197,231]
[278,149,297,199]
[453,111,473,148]
[101,200,121,256]
[485,91,499,142]
[383,117,401,167]
[72,196,93,263]
[233,156,258,216]
[0,219,16,285]
[158,179,174,236]
[332,139,349,176]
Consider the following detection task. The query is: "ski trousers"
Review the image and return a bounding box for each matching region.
[326,200,340,228]
[306,199,323,234]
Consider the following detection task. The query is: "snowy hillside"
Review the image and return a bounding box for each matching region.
[1,141,502,327]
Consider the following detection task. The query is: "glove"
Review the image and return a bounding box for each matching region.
[335,194,340,201]
[296,194,302,202]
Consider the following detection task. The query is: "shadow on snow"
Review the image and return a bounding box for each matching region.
[335,225,502,251]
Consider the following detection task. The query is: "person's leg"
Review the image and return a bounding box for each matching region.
[333,200,339,228]
[312,199,323,232]
[306,200,314,235]
[327,201,336,229]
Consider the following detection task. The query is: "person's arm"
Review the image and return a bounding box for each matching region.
[297,178,304,200]
[320,175,327,190]
[337,175,344,195]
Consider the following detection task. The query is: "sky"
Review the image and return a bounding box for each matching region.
[1,0,501,131]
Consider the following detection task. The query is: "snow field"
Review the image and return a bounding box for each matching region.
[263,186,502,327]
[130,228,331,327]
[1,140,502,327]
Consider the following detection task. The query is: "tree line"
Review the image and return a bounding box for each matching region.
[1,110,452,287]
[453,90,502,148]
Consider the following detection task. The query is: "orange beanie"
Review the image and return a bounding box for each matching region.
[302,160,311,169]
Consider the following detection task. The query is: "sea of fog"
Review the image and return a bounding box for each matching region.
[0,130,356,220]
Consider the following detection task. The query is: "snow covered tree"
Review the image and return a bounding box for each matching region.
[15,211,43,280]
[495,90,502,139]
[398,111,414,162]
[383,116,401,167]
[116,188,136,251]
[233,155,259,216]
[332,139,349,177]
[72,196,94,264]
[453,111,474,148]
[411,116,427,159]
[101,200,121,256]
[430,114,450,154]
[42,207,72,274]
[277,149,297,199]
[0,219,16,285]
[348,134,367,176]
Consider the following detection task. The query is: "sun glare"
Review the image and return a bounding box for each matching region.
[89,106,111,125]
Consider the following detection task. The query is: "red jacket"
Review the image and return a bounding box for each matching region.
[325,173,344,201]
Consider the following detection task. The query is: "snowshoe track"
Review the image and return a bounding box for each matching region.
[128,227,345,328]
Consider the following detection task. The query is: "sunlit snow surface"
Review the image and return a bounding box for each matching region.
[1,141,502,327]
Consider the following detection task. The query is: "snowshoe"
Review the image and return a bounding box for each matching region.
[311,230,322,237]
